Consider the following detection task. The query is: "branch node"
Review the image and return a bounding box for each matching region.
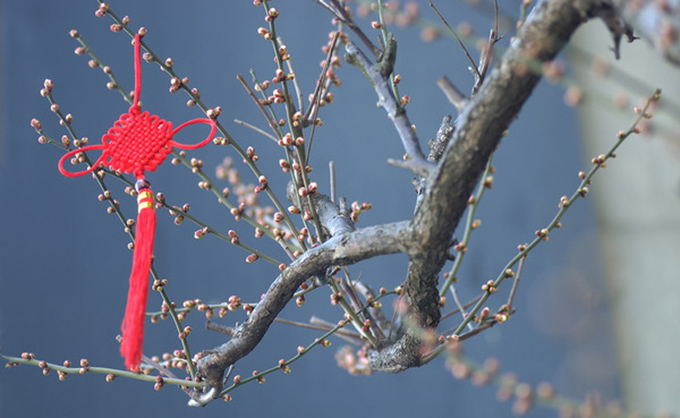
[376,34,397,77]
[387,157,434,178]
[437,77,468,114]
[187,387,220,408]
[206,321,236,337]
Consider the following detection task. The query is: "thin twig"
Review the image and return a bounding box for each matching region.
[283,47,305,114]
[439,154,495,297]
[428,0,481,80]
[472,0,501,94]
[449,284,474,331]
[340,271,387,341]
[233,118,280,142]
[325,0,380,58]
[507,255,527,310]
[303,31,341,123]
[2,353,205,388]
[329,161,336,203]
[236,74,283,140]
[440,294,482,321]
[275,317,361,340]
[142,354,181,380]
[305,31,341,158]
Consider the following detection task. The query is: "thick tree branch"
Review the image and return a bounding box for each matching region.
[192,221,411,404]
[366,0,612,372]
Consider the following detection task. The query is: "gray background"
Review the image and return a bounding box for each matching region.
[1,1,617,416]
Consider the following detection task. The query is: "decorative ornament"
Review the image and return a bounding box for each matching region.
[58,33,216,371]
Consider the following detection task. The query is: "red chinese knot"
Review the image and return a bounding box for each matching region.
[58,34,216,180]
[58,105,216,179]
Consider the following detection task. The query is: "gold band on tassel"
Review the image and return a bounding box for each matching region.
[137,190,154,212]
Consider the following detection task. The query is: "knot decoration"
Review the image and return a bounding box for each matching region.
[57,33,216,371]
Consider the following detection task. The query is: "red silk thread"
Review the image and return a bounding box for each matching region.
[57,34,216,371]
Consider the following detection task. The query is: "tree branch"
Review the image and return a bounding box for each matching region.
[344,39,434,178]
[286,182,355,237]
[192,221,411,404]
[366,0,612,372]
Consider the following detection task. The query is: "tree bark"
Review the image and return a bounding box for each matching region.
[368,0,607,372]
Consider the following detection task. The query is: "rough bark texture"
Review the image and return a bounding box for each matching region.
[366,0,605,372]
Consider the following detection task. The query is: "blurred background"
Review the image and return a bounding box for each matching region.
[1,1,678,416]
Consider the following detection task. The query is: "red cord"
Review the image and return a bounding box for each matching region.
[133,34,141,108]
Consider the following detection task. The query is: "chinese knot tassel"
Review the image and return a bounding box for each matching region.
[56,33,216,371]
[120,179,156,371]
